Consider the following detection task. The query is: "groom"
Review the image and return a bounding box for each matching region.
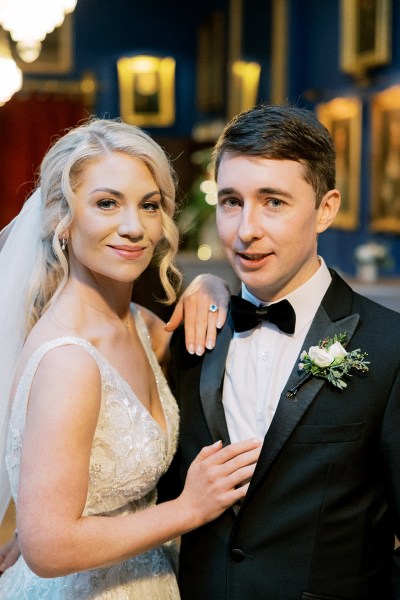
[167,104,400,599]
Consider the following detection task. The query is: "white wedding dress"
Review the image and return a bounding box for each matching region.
[0,307,180,599]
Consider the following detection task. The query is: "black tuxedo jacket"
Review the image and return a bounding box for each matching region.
[167,271,400,600]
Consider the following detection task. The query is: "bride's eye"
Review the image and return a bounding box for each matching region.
[97,199,117,209]
[141,201,161,212]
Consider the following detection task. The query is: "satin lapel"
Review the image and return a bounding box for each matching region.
[199,321,233,445]
[244,274,360,501]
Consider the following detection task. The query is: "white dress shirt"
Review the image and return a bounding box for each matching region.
[223,258,332,443]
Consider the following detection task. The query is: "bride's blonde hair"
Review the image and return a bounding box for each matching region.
[26,118,181,333]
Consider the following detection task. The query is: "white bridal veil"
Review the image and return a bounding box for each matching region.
[0,188,42,523]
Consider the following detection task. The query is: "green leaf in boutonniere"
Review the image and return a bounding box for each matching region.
[296,332,369,391]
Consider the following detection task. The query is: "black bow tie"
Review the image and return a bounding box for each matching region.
[230,295,296,334]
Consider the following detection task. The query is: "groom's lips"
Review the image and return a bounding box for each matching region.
[236,251,272,267]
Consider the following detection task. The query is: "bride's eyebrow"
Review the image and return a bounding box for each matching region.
[90,187,123,198]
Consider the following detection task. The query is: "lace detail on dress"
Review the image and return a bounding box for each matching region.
[0,306,180,599]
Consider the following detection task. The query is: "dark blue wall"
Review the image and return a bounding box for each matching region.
[63,0,400,277]
[73,0,228,136]
[287,0,400,277]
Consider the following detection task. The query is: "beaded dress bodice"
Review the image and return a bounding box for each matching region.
[0,307,180,599]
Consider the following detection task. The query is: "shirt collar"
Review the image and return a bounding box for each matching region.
[241,257,332,334]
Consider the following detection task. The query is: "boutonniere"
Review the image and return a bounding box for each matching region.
[286,333,369,398]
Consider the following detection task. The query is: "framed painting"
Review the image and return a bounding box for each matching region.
[229,60,261,118]
[317,97,362,230]
[340,0,392,76]
[10,14,74,74]
[370,85,400,233]
[117,55,175,127]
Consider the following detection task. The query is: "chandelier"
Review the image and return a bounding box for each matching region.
[0,0,77,63]
[0,27,22,106]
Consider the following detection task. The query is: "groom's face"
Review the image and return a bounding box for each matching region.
[216,153,334,302]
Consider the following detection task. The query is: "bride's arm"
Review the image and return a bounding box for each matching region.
[17,346,261,577]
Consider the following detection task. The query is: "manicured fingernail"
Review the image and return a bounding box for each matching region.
[206,340,214,350]
[188,343,195,355]
[196,345,204,356]
[216,321,223,329]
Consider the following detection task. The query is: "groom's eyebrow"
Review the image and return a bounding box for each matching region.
[217,186,293,198]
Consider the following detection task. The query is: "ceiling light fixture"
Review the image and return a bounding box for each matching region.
[0,26,22,106]
[0,0,77,63]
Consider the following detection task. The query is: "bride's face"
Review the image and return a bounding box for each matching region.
[67,151,164,284]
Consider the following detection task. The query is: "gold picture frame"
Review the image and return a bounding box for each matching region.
[340,0,392,76]
[117,55,175,127]
[228,60,261,119]
[370,85,400,233]
[10,14,73,74]
[317,97,362,230]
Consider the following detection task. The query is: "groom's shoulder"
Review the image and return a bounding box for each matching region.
[326,269,400,347]
[349,287,400,357]
[169,324,205,369]
[329,269,400,318]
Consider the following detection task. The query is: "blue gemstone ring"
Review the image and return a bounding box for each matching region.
[209,304,219,313]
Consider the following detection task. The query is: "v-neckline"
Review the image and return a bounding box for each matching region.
[28,335,170,437]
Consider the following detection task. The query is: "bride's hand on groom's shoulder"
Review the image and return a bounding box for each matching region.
[166,273,230,356]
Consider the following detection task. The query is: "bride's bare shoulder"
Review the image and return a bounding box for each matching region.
[10,313,90,399]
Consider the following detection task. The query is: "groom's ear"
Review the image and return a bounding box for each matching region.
[316,189,341,233]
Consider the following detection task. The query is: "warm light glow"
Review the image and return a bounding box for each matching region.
[63,0,77,13]
[205,192,218,205]
[0,27,22,105]
[200,180,218,205]
[0,56,22,105]
[16,40,41,63]
[0,0,78,62]
[199,180,216,194]
[197,244,212,261]
[231,60,261,113]
[130,56,160,73]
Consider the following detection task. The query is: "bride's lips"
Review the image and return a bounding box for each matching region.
[109,245,146,260]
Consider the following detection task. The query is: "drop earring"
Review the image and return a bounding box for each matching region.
[61,238,67,251]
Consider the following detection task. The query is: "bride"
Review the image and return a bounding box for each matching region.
[0,118,261,598]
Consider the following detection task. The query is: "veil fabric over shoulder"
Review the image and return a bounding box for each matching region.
[0,188,42,523]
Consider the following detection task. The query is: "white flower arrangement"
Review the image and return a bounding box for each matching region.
[297,333,369,390]
[354,241,392,267]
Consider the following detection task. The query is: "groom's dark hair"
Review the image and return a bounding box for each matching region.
[212,103,336,207]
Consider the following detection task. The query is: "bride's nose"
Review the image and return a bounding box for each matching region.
[117,206,144,239]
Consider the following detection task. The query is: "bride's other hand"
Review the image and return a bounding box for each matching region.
[177,438,262,528]
[165,274,230,355]
[0,533,20,574]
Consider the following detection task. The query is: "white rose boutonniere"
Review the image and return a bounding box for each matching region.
[297,332,369,390]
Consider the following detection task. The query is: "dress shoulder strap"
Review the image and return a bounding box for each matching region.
[12,336,104,414]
